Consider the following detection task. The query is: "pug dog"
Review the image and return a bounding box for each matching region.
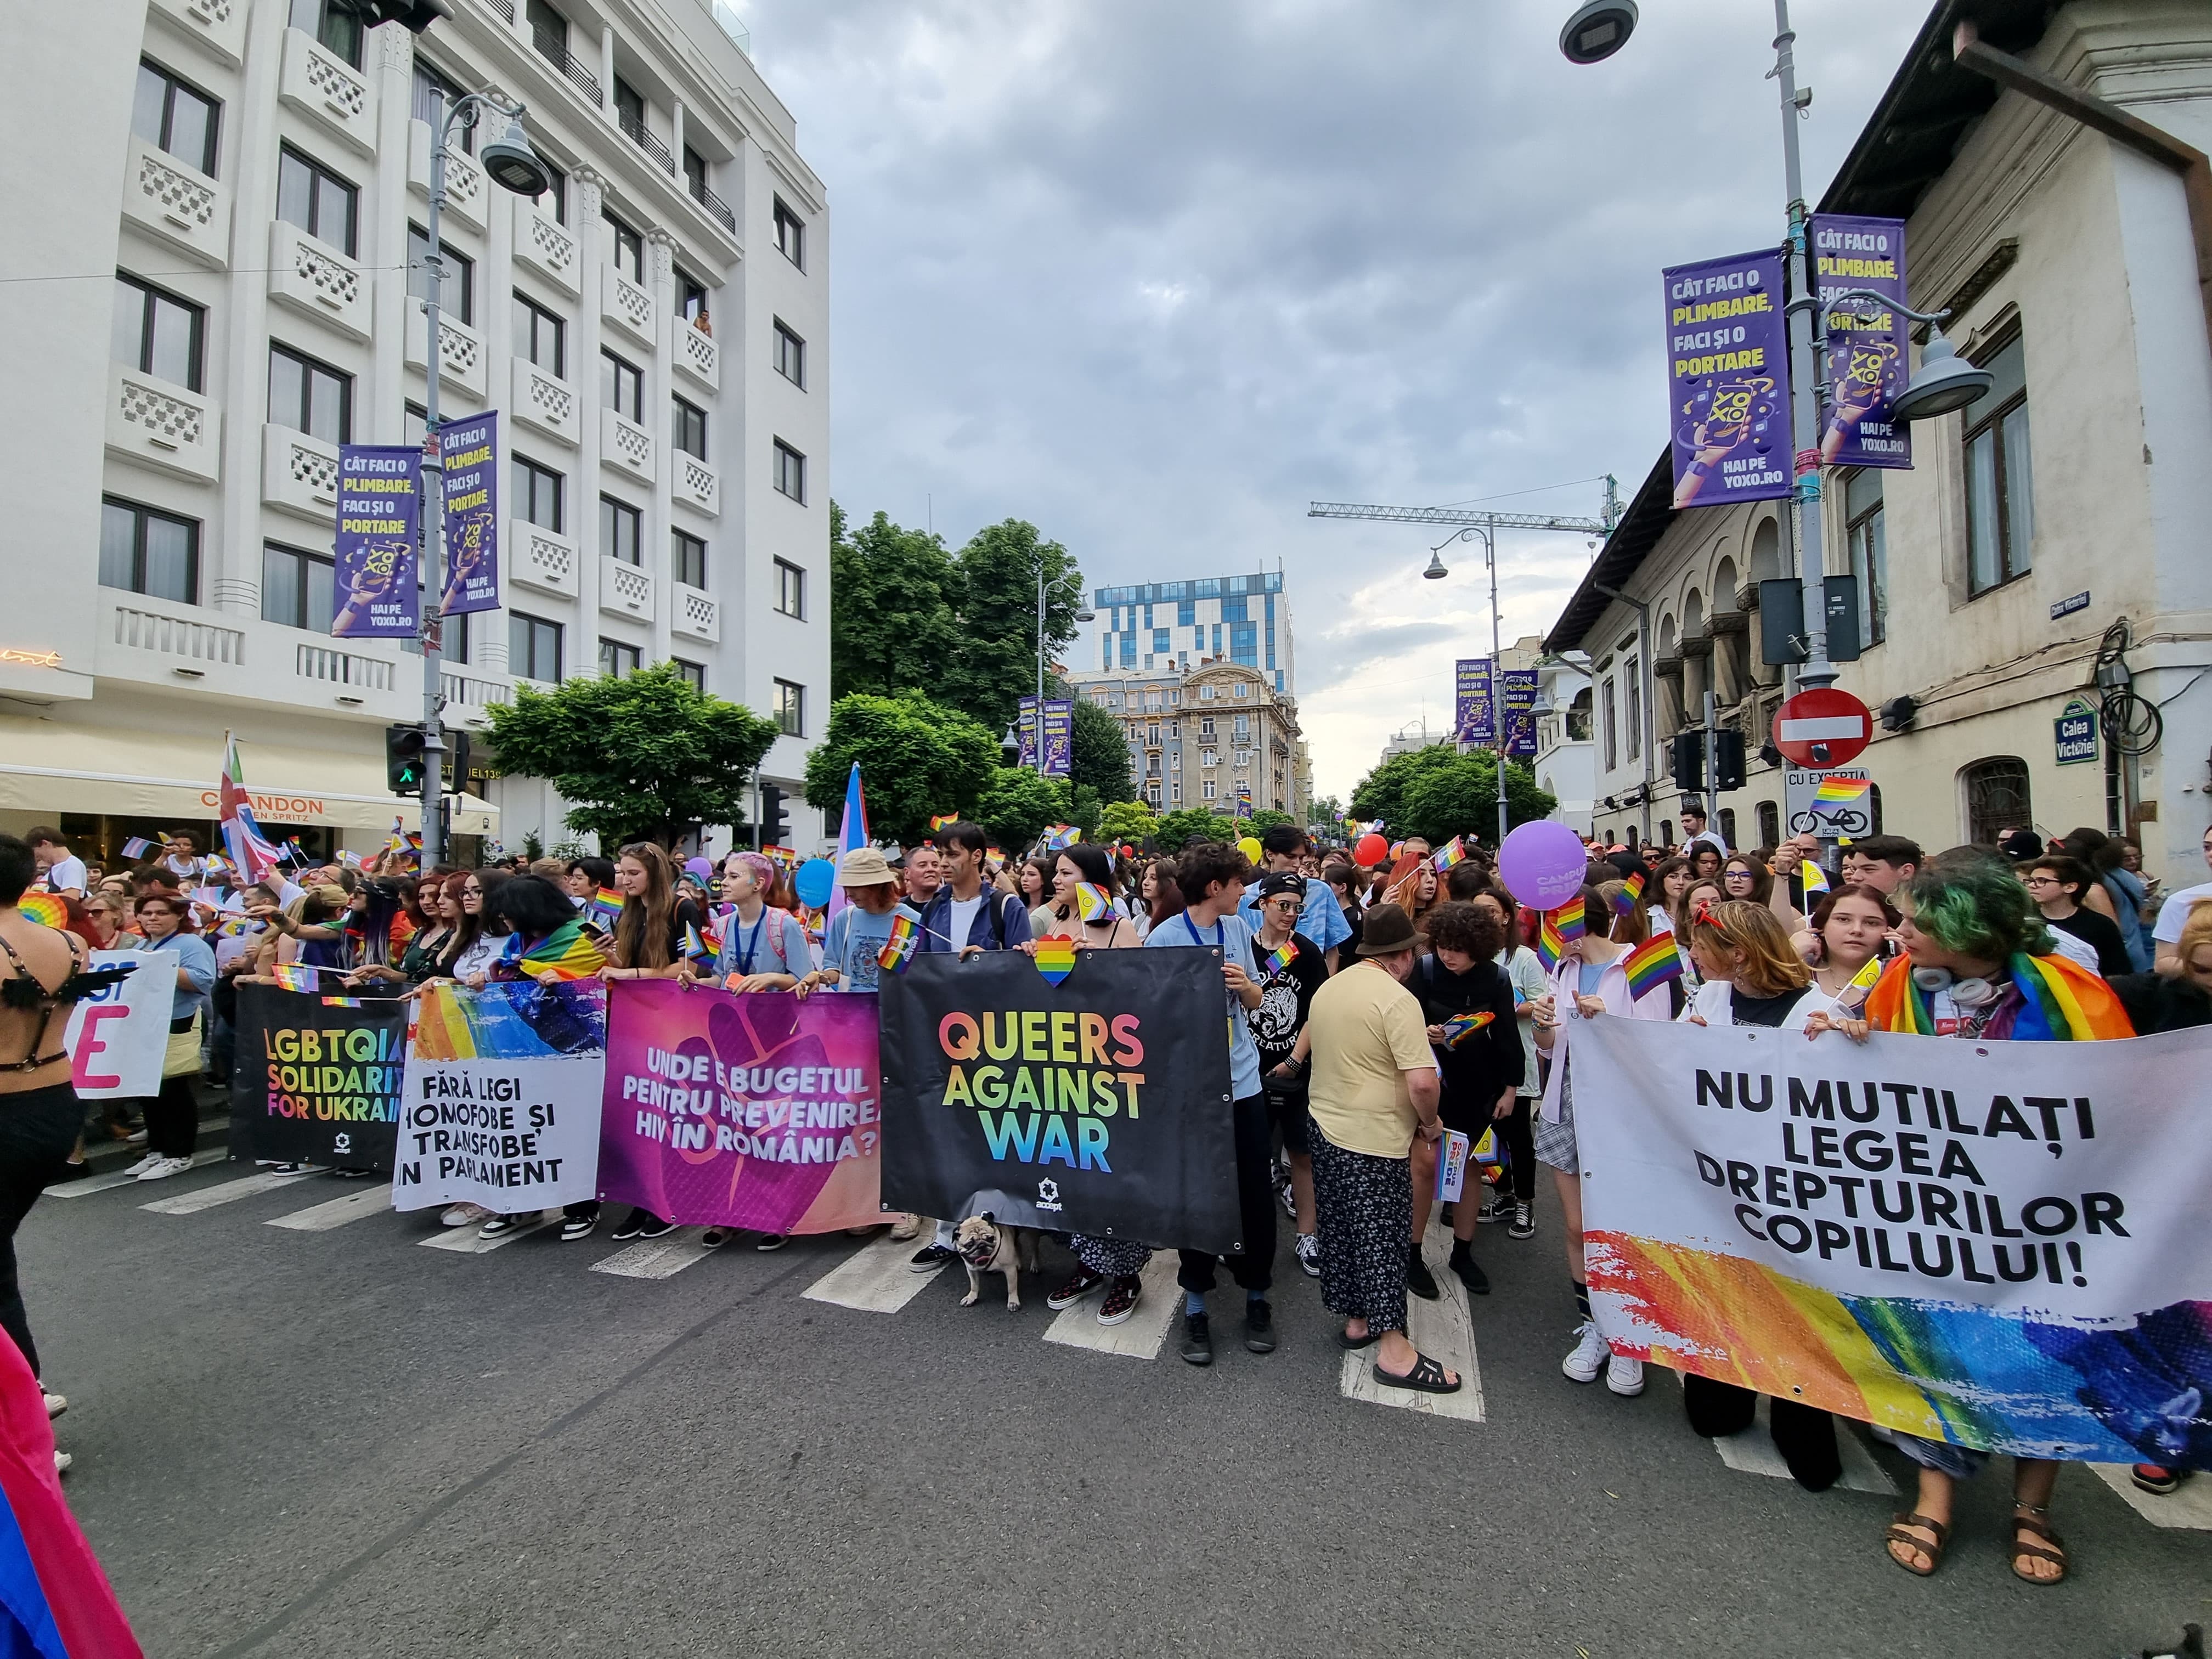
[955,1212,1042,1310]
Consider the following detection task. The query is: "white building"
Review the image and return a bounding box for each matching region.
[0,0,829,863]
[1530,652,1595,836]
[1084,571,1297,699]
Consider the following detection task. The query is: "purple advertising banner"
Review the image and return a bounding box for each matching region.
[1455,658,1494,746]
[1663,249,1791,509]
[439,411,500,614]
[332,445,421,639]
[1040,698,1073,777]
[1018,695,1039,770]
[1810,215,1911,470]
[1501,668,1539,757]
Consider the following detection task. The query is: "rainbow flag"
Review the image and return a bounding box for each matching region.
[121,836,155,860]
[1264,938,1297,975]
[1612,868,1646,917]
[202,854,229,877]
[699,905,731,958]
[682,922,711,962]
[1800,859,1830,895]
[270,963,321,992]
[1440,1009,1494,1048]
[928,814,957,832]
[319,995,369,1008]
[1431,837,1466,873]
[877,912,919,975]
[1621,932,1685,997]
[516,924,607,983]
[1033,936,1078,986]
[1042,825,1081,851]
[1811,775,1871,818]
[589,887,625,930]
[1536,900,1588,971]
[1072,882,1116,923]
[16,894,67,929]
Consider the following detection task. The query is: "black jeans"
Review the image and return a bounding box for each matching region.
[1177,1092,1276,1296]
[1499,1094,1536,1202]
[1,1081,85,1378]
[145,1072,201,1159]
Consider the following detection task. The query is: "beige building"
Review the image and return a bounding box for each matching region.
[1548,1,2212,885]
[1074,656,1305,819]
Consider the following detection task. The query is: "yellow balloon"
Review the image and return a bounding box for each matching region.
[1237,837,1262,864]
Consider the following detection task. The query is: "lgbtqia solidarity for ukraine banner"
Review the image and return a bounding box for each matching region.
[1570,1017,2212,1470]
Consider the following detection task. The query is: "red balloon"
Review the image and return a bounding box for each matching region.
[1354,832,1389,867]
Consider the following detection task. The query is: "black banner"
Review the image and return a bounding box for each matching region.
[229,984,407,1170]
[879,950,1241,1255]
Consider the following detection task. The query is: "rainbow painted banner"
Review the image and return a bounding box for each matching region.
[1571,1015,2212,1469]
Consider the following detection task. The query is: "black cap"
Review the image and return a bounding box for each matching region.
[1257,871,1307,902]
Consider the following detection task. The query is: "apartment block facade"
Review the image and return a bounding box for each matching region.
[1084,571,1296,698]
[1073,657,1305,820]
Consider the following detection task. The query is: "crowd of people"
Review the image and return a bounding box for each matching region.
[4,804,2210,1583]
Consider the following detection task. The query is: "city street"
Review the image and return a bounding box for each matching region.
[28,1155,2210,1659]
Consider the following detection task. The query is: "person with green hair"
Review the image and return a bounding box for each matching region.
[1808,847,2134,1589]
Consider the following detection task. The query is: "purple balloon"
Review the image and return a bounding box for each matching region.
[1497,820,1588,911]
[684,856,713,882]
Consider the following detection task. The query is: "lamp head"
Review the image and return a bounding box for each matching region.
[1074,606,1097,624]
[1890,325,1993,422]
[1560,0,1638,64]
[1422,551,1449,581]
[479,112,555,197]
[1000,725,1022,760]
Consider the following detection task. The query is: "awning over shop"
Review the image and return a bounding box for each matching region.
[0,718,496,836]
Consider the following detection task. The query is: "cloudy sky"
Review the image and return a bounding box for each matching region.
[741,0,1933,802]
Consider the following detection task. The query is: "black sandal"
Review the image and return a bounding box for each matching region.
[1339,1326,1381,1351]
[2010,1508,2068,1586]
[1373,1352,1462,1395]
[1884,1512,1949,1577]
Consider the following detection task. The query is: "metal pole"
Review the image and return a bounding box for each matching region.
[1034,563,1045,773]
[417,91,451,867]
[1703,687,1722,828]
[1486,524,1508,846]
[1774,0,1835,693]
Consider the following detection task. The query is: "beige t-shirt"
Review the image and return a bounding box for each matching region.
[1305,961,1434,1159]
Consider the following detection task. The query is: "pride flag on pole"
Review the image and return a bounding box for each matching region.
[828,763,869,926]
[219,732,283,883]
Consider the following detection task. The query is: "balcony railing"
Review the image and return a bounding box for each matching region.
[482,0,513,17]
[532,27,601,105]
[687,174,736,234]
[617,105,677,175]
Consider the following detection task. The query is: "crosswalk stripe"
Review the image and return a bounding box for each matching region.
[139,1169,319,1215]
[2089,1464,2212,1529]
[803,1230,945,1312]
[266,1187,393,1232]
[419,1211,556,1252]
[1705,1391,1896,1494]
[1042,1254,1181,1359]
[1338,1225,1486,1421]
[47,1148,229,1198]
[590,1227,720,1279]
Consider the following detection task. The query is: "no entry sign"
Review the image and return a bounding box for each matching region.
[1772,687,1872,768]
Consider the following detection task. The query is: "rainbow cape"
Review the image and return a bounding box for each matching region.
[1863,952,2134,1041]
[1033,936,1078,985]
[1621,932,1684,997]
[511,921,607,983]
[15,895,66,929]
[877,912,919,975]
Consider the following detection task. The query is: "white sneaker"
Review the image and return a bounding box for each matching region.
[441,1202,490,1227]
[136,1155,191,1182]
[54,1449,72,1476]
[122,1152,161,1177]
[43,1392,65,1420]
[1561,1320,1610,1384]
[1606,1353,1645,1396]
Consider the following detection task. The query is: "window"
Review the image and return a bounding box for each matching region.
[677,271,707,324]
[600,495,640,563]
[262,542,334,631]
[673,658,706,692]
[1843,468,1888,645]
[601,350,642,421]
[598,637,641,678]
[683,146,710,199]
[410,59,473,153]
[773,320,805,388]
[775,559,805,617]
[407,224,474,324]
[1660,821,1673,849]
[1235,749,1253,769]
[100,499,198,603]
[1624,661,1641,759]
[1719,808,1738,848]
[1203,780,1217,802]
[112,275,204,391]
[1964,332,2033,595]
[434,611,470,667]
[1233,681,1248,699]
[1152,628,1169,654]
[1962,757,2032,847]
[612,76,646,130]
[1567,688,1593,742]
[287,0,361,68]
[515,293,566,377]
[674,531,708,589]
[773,198,804,268]
[1601,678,1618,771]
[403,400,429,450]
[510,612,563,682]
[605,210,644,284]
[773,441,806,503]
[672,397,707,460]
[276,146,357,256]
[530,167,567,225]
[1201,749,1219,769]
[133,60,218,176]
[1233,713,1250,737]
[774,679,805,737]
[1199,716,1214,736]
[526,0,567,50]
[268,343,352,442]
[508,455,562,532]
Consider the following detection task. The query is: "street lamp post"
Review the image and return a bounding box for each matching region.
[1030,562,1094,773]
[413,89,551,866]
[1428,525,1511,847]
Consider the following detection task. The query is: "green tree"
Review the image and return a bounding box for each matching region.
[1398,752,1556,845]
[940,519,1085,732]
[1154,809,1242,852]
[975,767,1070,852]
[486,662,779,849]
[1069,696,1133,803]
[1247,809,1294,835]
[1348,743,1454,834]
[802,692,999,845]
[828,504,962,702]
[1307,793,1344,828]
[1097,800,1159,848]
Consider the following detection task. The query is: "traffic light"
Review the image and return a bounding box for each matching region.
[1712,729,1747,792]
[759,782,790,849]
[447,730,471,794]
[385,724,426,794]
[1668,731,1705,796]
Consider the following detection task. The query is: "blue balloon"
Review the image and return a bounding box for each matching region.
[793,857,837,910]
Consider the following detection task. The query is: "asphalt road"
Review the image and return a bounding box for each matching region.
[24,1161,2211,1659]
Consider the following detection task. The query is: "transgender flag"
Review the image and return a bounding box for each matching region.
[826,763,868,924]
[218,733,283,884]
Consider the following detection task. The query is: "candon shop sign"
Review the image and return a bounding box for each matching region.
[198,789,328,820]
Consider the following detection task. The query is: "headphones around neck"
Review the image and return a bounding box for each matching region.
[1911,965,1998,1006]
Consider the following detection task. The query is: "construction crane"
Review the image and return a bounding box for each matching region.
[1306,476,1622,844]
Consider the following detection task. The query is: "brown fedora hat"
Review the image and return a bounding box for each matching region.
[1357,901,1419,957]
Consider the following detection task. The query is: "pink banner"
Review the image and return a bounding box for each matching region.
[599,981,882,1233]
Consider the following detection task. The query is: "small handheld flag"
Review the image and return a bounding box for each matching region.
[683,922,711,961]
[1433,1128,1471,1203]
[1800,859,1831,895]
[1431,838,1466,873]
[1621,932,1685,998]
[1537,900,1587,970]
[1440,1009,1495,1048]
[1033,936,1078,986]
[271,963,321,992]
[1042,825,1082,851]
[16,894,67,929]
[877,912,919,975]
[928,814,957,832]
[1612,869,1646,917]
[590,887,625,929]
[121,836,155,860]
[1072,882,1116,924]
[1813,774,1871,805]
[1264,938,1297,975]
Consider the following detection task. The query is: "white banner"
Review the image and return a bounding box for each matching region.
[64,949,177,1098]
[1569,1015,2212,1467]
